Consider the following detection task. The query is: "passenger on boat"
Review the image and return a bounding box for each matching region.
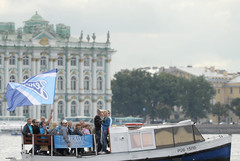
[107,110,112,127]
[80,120,85,130]
[67,120,73,135]
[102,111,110,153]
[22,118,33,137]
[40,122,48,135]
[82,124,91,135]
[32,119,40,134]
[58,119,70,156]
[48,121,58,135]
[94,109,102,153]
[40,109,54,128]
[72,123,84,154]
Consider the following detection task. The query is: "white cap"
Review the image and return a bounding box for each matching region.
[62,119,68,123]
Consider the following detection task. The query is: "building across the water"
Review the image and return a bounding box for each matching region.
[0,12,115,121]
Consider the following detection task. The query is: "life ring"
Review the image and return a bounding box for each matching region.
[124,123,143,129]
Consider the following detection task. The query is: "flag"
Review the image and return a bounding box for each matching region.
[6,69,57,111]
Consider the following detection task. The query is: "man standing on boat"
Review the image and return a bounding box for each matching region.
[58,119,70,155]
[102,110,110,153]
[40,109,54,128]
[94,109,102,153]
[22,118,33,137]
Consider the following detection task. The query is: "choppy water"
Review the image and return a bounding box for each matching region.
[0,134,239,161]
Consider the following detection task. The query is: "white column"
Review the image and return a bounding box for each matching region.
[67,99,71,117]
[18,52,23,117]
[92,99,97,117]
[67,58,71,91]
[92,55,97,93]
[31,58,36,119]
[79,54,84,93]
[5,52,9,116]
[106,58,112,94]
[54,103,58,122]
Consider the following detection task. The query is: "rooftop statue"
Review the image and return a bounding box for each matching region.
[79,30,83,42]
[92,33,96,42]
[106,31,110,43]
[87,34,90,42]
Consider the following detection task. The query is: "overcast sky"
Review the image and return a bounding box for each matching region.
[1,0,240,76]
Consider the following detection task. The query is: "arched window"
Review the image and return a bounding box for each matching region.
[57,76,64,90]
[84,76,90,90]
[9,55,15,65]
[41,105,46,116]
[84,101,90,116]
[58,57,63,66]
[23,56,29,65]
[71,101,76,116]
[97,77,103,90]
[71,57,76,66]
[97,101,103,109]
[58,101,63,114]
[23,75,29,81]
[40,56,47,66]
[0,76,2,90]
[97,58,103,66]
[84,57,90,66]
[71,76,77,90]
[0,101,2,116]
[10,110,16,116]
[10,75,15,82]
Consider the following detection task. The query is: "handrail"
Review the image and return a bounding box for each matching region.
[23,135,32,144]
[23,134,54,146]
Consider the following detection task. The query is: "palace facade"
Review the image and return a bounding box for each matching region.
[0,12,115,121]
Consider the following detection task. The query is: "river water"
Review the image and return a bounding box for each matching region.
[0,134,239,161]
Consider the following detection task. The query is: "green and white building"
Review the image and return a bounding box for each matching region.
[0,12,115,121]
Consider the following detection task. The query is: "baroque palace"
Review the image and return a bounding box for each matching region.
[0,12,115,121]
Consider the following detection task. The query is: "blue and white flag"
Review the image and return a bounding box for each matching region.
[6,69,57,111]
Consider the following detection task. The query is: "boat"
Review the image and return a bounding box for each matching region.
[11,130,22,136]
[10,120,231,161]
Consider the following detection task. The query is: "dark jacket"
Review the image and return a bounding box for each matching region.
[32,125,40,134]
[73,128,83,136]
[94,115,102,131]
[22,124,31,136]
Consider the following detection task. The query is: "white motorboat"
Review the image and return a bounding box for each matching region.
[10,120,231,161]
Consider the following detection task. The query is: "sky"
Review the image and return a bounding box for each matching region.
[1,0,240,76]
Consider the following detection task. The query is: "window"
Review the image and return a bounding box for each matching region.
[0,55,2,65]
[142,132,154,148]
[71,57,76,66]
[173,126,194,146]
[23,106,29,115]
[57,76,64,90]
[97,58,103,66]
[97,77,103,90]
[23,75,29,81]
[130,133,141,149]
[0,76,2,90]
[41,105,46,116]
[71,101,76,115]
[40,56,47,66]
[71,76,77,90]
[218,89,220,94]
[0,101,2,116]
[84,76,90,90]
[230,87,233,94]
[10,110,16,116]
[58,101,63,114]
[84,57,90,66]
[97,101,103,109]
[239,88,240,94]
[9,55,15,65]
[155,128,174,148]
[9,75,15,82]
[58,57,63,66]
[23,56,29,65]
[84,101,90,116]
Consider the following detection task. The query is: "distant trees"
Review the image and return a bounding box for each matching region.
[211,102,228,124]
[111,69,215,122]
[231,98,240,118]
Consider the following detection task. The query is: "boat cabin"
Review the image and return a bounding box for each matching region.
[110,120,205,153]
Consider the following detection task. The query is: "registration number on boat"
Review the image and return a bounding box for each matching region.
[177,146,196,153]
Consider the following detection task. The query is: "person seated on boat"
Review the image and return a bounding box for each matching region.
[58,119,71,156]
[72,123,84,155]
[48,121,58,135]
[22,118,33,137]
[107,110,112,127]
[82,124,91,135]
[40,109,54,128]
[67,120,73,135]
[79,120,85,130]
[94,109,103,153]
[102,111,111,153]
